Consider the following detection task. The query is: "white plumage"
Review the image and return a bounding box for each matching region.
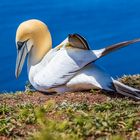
[28,45,111,92]
[15,19,140,100]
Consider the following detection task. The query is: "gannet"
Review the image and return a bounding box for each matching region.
[15,19,140,99]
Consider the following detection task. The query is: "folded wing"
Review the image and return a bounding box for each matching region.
[35,34,140,89]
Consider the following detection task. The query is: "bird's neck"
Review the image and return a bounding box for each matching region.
[27,28,52,69]
[28,39,52,69]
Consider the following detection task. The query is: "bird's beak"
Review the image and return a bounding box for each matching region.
[15,41,28,78]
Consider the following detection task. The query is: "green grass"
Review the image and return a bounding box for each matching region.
[119,74,140,89]
[31,99,140,140]
[0,96,140,140]
[0,102,36,138]
[0,75,140,140]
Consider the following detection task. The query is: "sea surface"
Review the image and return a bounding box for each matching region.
[0,0,140,92]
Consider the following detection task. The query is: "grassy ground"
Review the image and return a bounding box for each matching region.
[0,75,140,140]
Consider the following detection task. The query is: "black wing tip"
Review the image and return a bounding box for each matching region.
[68,33,90,50]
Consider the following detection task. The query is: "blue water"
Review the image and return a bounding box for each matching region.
[0,0,140,92]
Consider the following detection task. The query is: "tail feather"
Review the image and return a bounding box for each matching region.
[112,79,140,100]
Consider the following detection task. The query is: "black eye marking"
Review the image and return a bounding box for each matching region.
[17,41,24,50]
[17,39,29,50]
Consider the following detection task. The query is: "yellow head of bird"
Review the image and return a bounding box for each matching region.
[15,19,52,78]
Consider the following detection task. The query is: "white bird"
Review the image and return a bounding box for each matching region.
[15,19,140,99]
